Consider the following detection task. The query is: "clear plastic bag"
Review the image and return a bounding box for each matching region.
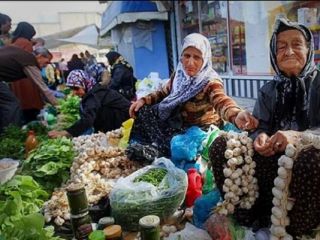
[171,126,206,162]
[109,157,187,231]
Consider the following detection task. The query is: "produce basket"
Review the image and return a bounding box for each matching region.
[109,157,187,231]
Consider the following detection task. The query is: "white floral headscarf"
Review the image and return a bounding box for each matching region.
[157,33,220,120]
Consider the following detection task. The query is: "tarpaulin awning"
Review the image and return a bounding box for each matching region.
[100,0,168,36]
[42,24,113,49]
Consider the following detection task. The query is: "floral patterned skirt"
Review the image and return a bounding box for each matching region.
[129,105,186,157]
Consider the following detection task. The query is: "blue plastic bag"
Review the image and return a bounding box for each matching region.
[192,189,221,229]
[171,126,206,162]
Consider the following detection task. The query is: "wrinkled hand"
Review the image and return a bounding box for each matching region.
[268,130,300,153]
[48,130,70,139]
[234,110,259,131]
[129,99,145,118]
[254,132,275,156]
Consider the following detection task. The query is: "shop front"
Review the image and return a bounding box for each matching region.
[173,1,320,98]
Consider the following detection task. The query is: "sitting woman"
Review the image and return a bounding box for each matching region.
[48,68,130,138]
[128,33,258,159]
[209,17,320,238]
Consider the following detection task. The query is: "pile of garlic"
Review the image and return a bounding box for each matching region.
[44,130,144,225]
[270,132,320,240]
[216,131,258,215]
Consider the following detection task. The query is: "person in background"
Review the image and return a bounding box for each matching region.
[10,21,46,124]
[0,13,12,47]
[58,58,68,83]
[84,50,97,67]
[32,37,45,50]
[67,53,85,73]
[209,18,320,238]
[45,62,57,90]
[128,33,258,158]
[0,46,57,132]
[48,68,130,138]
[105,51,137,101]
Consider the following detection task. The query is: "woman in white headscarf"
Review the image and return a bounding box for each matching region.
[127,33,258,160]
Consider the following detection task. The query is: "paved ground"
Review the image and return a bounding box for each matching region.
[233,97,256,112]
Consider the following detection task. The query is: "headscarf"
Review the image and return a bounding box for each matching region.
[270,17,316,131]
[85,63,105,83]
[105,51,133,70]
[66,70,96,92]
[12,22,36,42]
[157,33,220,121]
[105,51,121,66]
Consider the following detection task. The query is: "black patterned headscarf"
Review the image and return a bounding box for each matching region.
[270,17,316,131]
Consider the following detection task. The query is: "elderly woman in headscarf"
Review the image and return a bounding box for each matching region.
[9,21,46,124]
[128,33,258,160]
[48,68,130,138]
[105,51,137,101]
[209,18,320,238]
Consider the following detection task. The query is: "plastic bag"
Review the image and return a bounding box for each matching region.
[109,157,187,231]
[192,189,221,229]
[201,125,220,161]
[171,126,206,162]
[204,213,232,240]
[118,118,134,149]
[164,222,212,240]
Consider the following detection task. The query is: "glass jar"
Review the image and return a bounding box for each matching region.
[70,211,93,240]
[67,183,89,215]
[139,215,160,240]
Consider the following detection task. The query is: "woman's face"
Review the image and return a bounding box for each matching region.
[276,29,309,77]
[181,47,203,77]
[71,86,86,97]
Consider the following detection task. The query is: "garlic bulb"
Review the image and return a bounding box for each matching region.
[216,131,258,215]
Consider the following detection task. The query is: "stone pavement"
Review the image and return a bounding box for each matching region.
[233,97,256,112]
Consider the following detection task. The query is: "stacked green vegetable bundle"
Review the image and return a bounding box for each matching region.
[110,158,187,231]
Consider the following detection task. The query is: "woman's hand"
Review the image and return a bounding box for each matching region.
[254,132,275,156]
[129,99,145,118]
[234,110,259,131]
[48,130,70,138]
[268,130,300,153]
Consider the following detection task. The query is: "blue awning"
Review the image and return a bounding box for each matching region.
[100,0,168,36]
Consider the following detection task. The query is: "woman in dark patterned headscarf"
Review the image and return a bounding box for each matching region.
[210,17,320,238]
[105,51,137,101]
[48,69,130,138]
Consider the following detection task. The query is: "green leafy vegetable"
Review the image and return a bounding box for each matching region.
[134,168,167,187]
[21,137,75,192]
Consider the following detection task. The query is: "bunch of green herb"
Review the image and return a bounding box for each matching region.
[55,95,81,129]
[134,168,168,187]
[21,137,75,192]
[0,124,27,160]
[0,124,49,160]
[0,175,61,240]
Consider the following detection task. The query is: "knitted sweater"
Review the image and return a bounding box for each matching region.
[142,77,242,128]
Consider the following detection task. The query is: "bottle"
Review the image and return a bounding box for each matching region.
[25,130,38,155]
[185,168,203,207]
[139,215,160,240]
[66,183,92,240]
